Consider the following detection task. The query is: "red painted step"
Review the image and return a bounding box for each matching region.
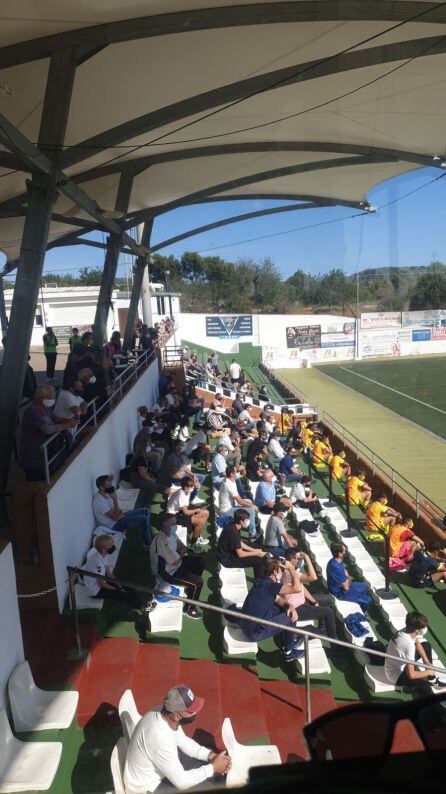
[260,680,308,762]
[132,644,180,714]
[178,660,222,744]
[36,623,99,692]
[219,664,269,746]
[77,637,139,727]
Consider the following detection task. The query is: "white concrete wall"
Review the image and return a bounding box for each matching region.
[47,357,159,612]
[0,543,25,710]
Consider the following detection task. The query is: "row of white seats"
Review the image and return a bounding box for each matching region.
[0,662,79,792]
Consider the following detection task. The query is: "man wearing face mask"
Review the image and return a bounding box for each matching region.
[211,444,229,488]
[124,685,231,793]
[385,611,444,695]
[326,543,372,611]
[83,535,150,609]
[92,475,152,549]
[150,513,204,619]
[217,508,265,578]
[18,385,79,481]
[54,378,88,435]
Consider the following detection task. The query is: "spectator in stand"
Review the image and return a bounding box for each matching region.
[291,475,322,515]
[84,535,151,609]
[150,513,205,619]
[205,402,232,438]
[18,385,78,480]
[68,327,82,351]
[92,474,152,548]
[139,324,153,352]
[409,543,446,588]
[281,408,295,438]
[78,367,111,420]
[255,470,292,514]
[165,316,173,335]
[346,470,372,507]
[279,445,304,483]
[63,343,94,387]
[124,685,231,793]
[385,612,443,695]
[264,502,297,557]
[389,518,424,567]
[181,383,205,427]
[312,434,332,468]
[182,428,211,471]
[239,557,304,663]
[229,358,241,384]
[218,431,242,468]
[211,444,229,488]
[366,494,401,535]
[217,509,265,578]
[22,354,38,401]
[54,378,88,436]
[329,449,351,482]
[166,477,209,552]
[267,429,285,466]
[258,384,269,401]
[205,357,215,380]
[246,449,265,482]
[232,392,245,419]
[236,404,256,432]
[282,548,337,639]
[301,421,316,451]
[105,330,123,360]
[327,543,372,610]
[128,451,158,497]
[210,351,219,372]
[43,326,58,380]
[218,465,259,541]
[167,440,205,503]
[246,430,268,463]
[133,420,164,473]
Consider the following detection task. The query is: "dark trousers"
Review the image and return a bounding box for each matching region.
[242,611,298,652]
[94,585,146,609]
[45,352,57,378]
[297,499,322,515]
[296,595,337,639]
[220,554,264,579]
[396,641,434,697]
[163,556,205,603]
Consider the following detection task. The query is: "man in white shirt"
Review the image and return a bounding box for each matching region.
[167,477,209,552]
[84,535,151,609]
[92,475,152,548]
[150,514,205,619]
[124,685,231,793]
[182,428,211,470]
[385,611,441,695]
[218,465,258,540]
[211,444,229,487]
[229,359,241,383]
[267,430,285,466]
[54,378,87,435]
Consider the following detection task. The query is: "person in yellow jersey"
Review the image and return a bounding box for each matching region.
[366,494,401,534]
[329,449,351,482]
[312,434,332,467]
[346,469,372,507]
[300,421,313,449]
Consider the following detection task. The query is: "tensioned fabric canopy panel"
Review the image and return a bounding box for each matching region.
[1,0,446,261]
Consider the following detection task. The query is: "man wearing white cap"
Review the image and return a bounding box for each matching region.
[124,684,231,792]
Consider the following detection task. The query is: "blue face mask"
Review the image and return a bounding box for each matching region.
[169,524,178,536]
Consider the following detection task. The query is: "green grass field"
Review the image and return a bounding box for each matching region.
[315,356,446,441]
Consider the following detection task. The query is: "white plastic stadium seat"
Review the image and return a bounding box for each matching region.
[219,567,247,587]
[220,584,248,607]
[223,625,258,655]
[296,639,331,675]
[0,709,62,793]
[364,665,398,693]
[118,690,141,743]
[72,582,103,610]
[8,662,79,733]
[149,590,183,632]
[222,717,281,786]
[110,737,127,794]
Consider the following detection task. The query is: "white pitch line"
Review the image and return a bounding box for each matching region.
[338,366,446,416]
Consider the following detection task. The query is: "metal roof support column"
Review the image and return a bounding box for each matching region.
[93,173,134,347]
[0,175,58,487]
[0,278,8,336]
[141,262,153,328]
[122,220,153,354]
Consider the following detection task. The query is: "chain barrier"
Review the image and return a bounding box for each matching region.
[17,586,57,598]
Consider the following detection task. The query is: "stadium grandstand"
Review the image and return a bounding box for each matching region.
[1,2,446,793]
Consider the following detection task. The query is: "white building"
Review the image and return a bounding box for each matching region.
[2,283,181,346]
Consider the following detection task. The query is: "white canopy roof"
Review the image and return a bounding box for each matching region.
[1,0,446,261]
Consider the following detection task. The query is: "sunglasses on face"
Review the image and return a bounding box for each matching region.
[304,693,446,770]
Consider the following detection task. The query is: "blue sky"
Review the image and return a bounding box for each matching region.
[4,165,446,283]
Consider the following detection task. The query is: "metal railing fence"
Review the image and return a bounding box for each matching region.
[67,565,446,727]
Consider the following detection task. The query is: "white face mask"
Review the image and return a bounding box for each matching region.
[89,376,96,384]
[418,627,428,638]
[43,398,55,408]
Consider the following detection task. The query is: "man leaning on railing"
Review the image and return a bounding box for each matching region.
[18,385,79,481]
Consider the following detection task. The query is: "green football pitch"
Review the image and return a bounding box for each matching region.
[314,355,446,441]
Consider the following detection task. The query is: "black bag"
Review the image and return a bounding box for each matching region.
[363,637,386,665]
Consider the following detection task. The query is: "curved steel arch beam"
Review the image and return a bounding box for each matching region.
[0,2,445,69]
[123,153,393,228]
[186,193,366,209]
[149,200,324,253]
[60,34,446,169]
[73,140,437,185]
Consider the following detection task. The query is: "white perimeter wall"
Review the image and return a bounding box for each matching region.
[47,357,159,612]
[0,543,25,710]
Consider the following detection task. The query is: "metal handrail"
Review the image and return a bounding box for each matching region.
[261,361,311,405]
[40,348,157,483]
[67,565,446,726]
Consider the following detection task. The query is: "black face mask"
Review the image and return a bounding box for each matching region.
[179,714,196,725]
[105,486,115,494]
[107,545,116,555]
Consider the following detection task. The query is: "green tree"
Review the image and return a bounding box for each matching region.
[78,266,103,285]
[409,271,446,310]
[252,257,284,310]
[313,268,355,309]
[180,251,205,282]
[286,269,316,305]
